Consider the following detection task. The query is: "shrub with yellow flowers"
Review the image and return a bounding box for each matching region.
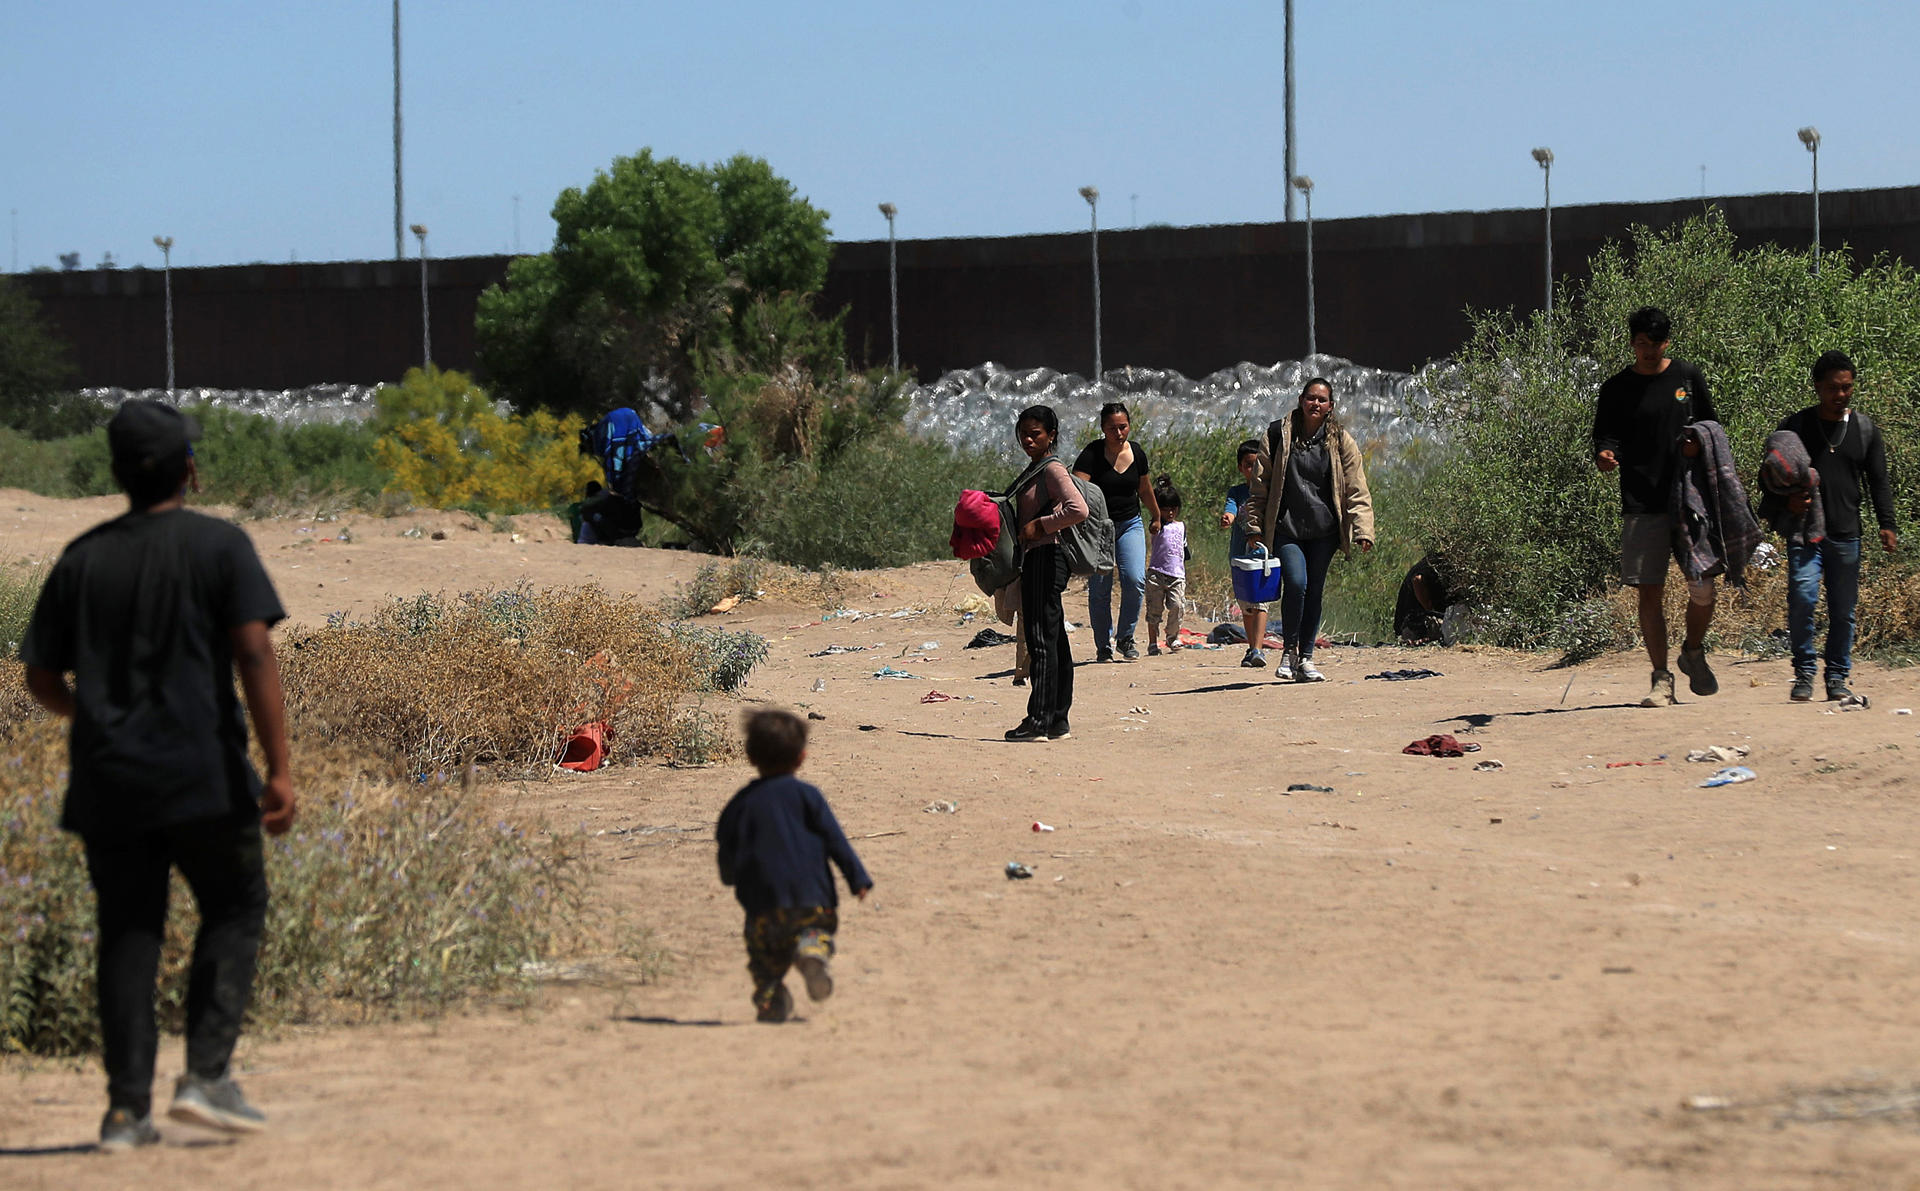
[372,366,598,511]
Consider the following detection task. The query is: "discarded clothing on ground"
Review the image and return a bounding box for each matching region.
[871,666,922,679]
[808,644,872,657]
[1365,668,1442,681]
[1402,734,1481,757]
[1685,745,1750,764]
[1285,783,1335,793]
[965,628,1019,649]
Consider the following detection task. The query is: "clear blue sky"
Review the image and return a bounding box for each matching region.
[5,0,1916,271]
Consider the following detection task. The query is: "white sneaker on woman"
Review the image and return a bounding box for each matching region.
[1296,656,1326,682]
[1275,648,1296,682]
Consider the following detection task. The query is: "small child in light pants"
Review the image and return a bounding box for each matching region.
[1145,478,1187,655]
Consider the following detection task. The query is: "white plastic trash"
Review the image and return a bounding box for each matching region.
[1699,766,1756,788]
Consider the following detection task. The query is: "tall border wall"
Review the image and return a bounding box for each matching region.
[16,186,1920,391]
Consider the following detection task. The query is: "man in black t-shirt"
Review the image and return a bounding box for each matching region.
[22,400,295,1152]
[1591,306,1721,707]
[1762,351,1900,702]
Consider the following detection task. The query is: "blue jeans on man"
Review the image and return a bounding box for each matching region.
[1088,515,1146,655]
[1788,537,1861,683]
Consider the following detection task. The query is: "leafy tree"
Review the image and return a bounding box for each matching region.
[0,277,88,438]
[475,151,833,421]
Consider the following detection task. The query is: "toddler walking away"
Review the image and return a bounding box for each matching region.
[1222,439,1274,668]
[1145,477,1187,656]
[716,709,873,1023]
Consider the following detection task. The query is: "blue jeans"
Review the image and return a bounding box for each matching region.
[1088,514,1146,652]
[1788,537,1862,680]
[1277,535,1338,658]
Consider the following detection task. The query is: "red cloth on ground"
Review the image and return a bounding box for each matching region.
[1403,734,1467,757]
[951,489,1001,560]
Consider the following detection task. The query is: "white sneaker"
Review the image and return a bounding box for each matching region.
[1275,648,1296,681]
[1296,656,1326,682]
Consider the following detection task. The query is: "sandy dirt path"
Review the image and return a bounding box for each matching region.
[7,491,1920,1189]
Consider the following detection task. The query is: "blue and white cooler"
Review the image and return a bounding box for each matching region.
[1230,554,1284,605]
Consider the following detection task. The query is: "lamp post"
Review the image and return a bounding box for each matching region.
[1531,147,1554,322]
[410,223,430,369]
[1291,175,1315,359]
[1080,185,1102,379]
[877,202,899,373]
[1798,126,1821,276]
[153,236,174,397]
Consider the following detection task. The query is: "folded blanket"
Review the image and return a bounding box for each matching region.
[1760,430,1825,546]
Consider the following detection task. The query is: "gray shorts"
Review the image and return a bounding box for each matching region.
[1620,514,1673,585]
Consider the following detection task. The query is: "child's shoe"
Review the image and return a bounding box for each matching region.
[1147,642,1161,656]
[794,929,834,1002]
[1241,647,1266,668]
[756,983,793,1023]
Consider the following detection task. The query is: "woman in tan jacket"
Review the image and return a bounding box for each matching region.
[1241,377,1375,681]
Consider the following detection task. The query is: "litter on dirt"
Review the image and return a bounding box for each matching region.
[966,628,1019,648]
[1606,760,1666,768]
[919,689,974,703]
[808,644,871,657]
[1365,668,1443,681]
[1686,745,1750,764]
[1286,783,1335,793]
[1402,734,1481,757]
[1472,759,1504,772]
[924,800,958,814]
[1700,766,1757,788]
[872,666,922,679]
[1005,861,1034,880]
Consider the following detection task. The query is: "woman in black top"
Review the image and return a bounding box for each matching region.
[1073,402,1163,661]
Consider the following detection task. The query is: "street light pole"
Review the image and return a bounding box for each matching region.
[1291,175,1315,359]
[1531,147,1554,323]
[1284,0,1296,223]
[410,223,430,369]
[393,0,404,261]
[1080,186,1102,379]
[153,236,174,396]
[1798,126,1821,276]
[877,203,899,373]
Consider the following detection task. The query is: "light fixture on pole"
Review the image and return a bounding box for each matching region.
[1079,186,1102,379]
[877,203,899,373]
[153,236,175,397]
[1291,175,1315,359]
[1531,147,1554,322]
[409,223,431,369]
[1798,126,1821,276]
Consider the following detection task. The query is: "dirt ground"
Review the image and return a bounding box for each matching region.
[8,490,1920,1189]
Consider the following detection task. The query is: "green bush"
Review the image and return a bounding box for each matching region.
[1411,210,1920,653]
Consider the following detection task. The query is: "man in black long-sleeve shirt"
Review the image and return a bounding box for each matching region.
[716,709,872,1022]
[1766,351,1899,702]
[1591,306,1721,707]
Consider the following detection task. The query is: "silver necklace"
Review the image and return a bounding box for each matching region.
[1822,411,1849,451]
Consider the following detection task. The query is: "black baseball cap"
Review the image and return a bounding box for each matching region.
[108,399,201,477]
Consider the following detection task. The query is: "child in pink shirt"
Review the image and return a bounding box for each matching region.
[1145,478,1187,655]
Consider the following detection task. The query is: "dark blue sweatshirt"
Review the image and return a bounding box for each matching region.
[716,774,873,914]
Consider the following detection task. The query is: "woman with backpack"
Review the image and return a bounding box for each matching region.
[1074,403,1164,662]
[1241,377,1375,682]
[1008,405,1089,742]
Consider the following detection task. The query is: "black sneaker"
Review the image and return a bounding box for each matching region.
[98,1107,160,1153]
[1827,676,1855,702]
[756,982,793,1022]
[1117,639,1139,661]
[1147,643,1161,656]
[1095,649,1114,663]
[1048,721,1072,741]
[1005,720,1049,742]
[168,1074,267,1134]
[1790,674,1816,702]
[1677,645,1719,696]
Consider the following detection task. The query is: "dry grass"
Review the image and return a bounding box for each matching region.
[281,583,766,778]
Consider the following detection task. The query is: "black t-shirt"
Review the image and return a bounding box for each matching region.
[1073,440,1151,524]
[22,508,286,836]
[1777,407,1897,541]
[1590,359,1718,515]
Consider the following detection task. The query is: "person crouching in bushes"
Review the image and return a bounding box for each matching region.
[1241,377,1375,682]
[716,709,873,1023]
[1008,404,1088,741]
[1145,477,1188,655]
[1221,440,1276,667]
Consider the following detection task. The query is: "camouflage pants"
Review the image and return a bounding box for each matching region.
[744,906,837,1012]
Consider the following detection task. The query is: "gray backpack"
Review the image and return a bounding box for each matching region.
[1015,457,1114,577]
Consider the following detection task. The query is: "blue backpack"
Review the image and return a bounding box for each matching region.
[581,408,651,500]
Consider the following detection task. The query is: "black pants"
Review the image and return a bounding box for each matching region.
[1021,543,1074,731]
[82,814,269,1116]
